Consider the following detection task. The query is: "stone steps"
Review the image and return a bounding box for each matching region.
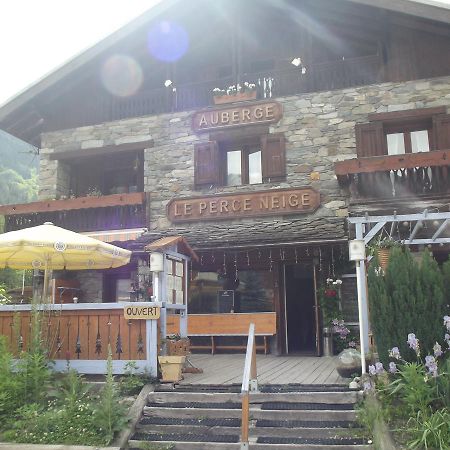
[129,384,371,449]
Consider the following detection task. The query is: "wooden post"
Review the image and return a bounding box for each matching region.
[241,392,250,450]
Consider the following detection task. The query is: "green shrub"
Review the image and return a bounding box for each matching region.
[93,345,128,443]
[407,409,450,450]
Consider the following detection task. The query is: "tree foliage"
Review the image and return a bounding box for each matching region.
[368,248,446,364]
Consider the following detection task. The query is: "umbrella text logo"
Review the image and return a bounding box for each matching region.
[54,241,67,252]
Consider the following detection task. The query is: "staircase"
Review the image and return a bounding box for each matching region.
[128,383,371,449]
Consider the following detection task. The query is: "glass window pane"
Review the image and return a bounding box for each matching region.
[227,150,242,185]
[387,133,405,155]
[411,130,430,153]
[116,279,132,302]
[248,150,262,184]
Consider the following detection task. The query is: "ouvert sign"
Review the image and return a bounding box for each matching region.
[167,188,320,223]
[192,101,282,132]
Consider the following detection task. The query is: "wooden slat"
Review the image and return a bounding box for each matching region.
[0,192,145,215]
[335,149,450,176]
[166,312,277,336]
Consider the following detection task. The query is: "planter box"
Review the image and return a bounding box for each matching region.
[213,91,257,104]
[167,338,190,356]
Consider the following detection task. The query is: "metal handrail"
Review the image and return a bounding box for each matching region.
[240,323,258,450]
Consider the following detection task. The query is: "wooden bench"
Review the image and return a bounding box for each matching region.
[166,312,277,355]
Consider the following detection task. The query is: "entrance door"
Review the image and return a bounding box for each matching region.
[284,264,318,354]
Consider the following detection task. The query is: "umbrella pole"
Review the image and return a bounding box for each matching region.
[42,259,49,303]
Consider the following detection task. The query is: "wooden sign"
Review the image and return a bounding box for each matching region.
[167,188,320,223]
[192,101,282,133]
[124,305,160,320]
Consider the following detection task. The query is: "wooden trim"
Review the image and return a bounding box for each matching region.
[368,106,447,123]
[50,139,153,161]
[0,192,145,215]
[334,149,450,176]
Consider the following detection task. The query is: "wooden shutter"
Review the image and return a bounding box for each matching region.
[355,122,385,157]
[433,114,450,150]
[194,141,219,186]
[261,133,286,181]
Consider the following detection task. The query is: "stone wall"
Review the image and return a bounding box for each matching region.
[40,75,450,245]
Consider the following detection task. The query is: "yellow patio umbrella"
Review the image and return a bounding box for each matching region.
[0,222,132,301]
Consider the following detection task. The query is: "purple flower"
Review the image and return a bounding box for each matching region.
[375,362,384,374]
[348,341,356,348]
[368,365,377,376]
[407,333,420,355]
[444,316,450,332]
[363,381,373,392]
[445,334,450,348]
[389,362,397,374]
[389,347,401,360]
[425,355,438,377]
[433,342,443,358]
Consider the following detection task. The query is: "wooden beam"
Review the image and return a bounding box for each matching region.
[368,106,446,122]
[49,139,153,160]
[0,192,145,215]
[335,149,450,176]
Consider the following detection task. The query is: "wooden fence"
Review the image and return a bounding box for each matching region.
[0,303,158,375]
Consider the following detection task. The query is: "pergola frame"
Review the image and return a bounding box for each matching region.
[347,210,450,373]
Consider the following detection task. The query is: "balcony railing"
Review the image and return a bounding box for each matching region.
[47,54,382,131]
[0,192,148,233]
[335,150,450,200]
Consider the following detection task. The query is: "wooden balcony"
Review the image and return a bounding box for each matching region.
[0,192,148,233]
[48,55,382,131]
[335,150,450,201]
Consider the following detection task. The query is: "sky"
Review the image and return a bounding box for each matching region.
[0,0,449,106]
[0,1,161,105]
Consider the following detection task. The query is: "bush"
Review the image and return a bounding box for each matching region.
[368,248,446,363]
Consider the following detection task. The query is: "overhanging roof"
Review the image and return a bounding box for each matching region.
[0,0,449,128]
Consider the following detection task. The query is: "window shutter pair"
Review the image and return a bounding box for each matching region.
[355,122,385,157]
[433,114,450,150]
[193,133,286,186]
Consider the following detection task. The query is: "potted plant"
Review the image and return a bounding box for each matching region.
[320,278,342,356]
[370,237,401,271]
[158,334,189,382]
[212,82,257,104]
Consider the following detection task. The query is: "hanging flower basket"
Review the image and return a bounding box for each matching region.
[213,90,257,105]
[376,248,391,271]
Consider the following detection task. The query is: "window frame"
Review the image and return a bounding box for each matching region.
[356,107,448,158]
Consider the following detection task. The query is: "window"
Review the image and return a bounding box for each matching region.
[225,144,262,186]
[355,107,450,158]
[188,270,274,314]
[194,133,285,187]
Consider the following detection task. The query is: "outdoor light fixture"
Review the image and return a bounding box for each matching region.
[291,57,302,67]
[149,252,164,272]
[349,239,365,261]
[164,79,173,87]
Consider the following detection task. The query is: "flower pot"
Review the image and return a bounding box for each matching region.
[213,91,257,105]
[158,356,186,382]
[376,248,390,271]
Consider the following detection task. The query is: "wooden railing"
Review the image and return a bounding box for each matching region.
[46,55,382,131]
[335,150,450,200]
[0,302,159,375]
[0,192,147,233]
[240,323,258,450]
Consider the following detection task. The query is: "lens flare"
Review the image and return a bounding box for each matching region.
[101,54,143,97]
[147,20,189,62]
